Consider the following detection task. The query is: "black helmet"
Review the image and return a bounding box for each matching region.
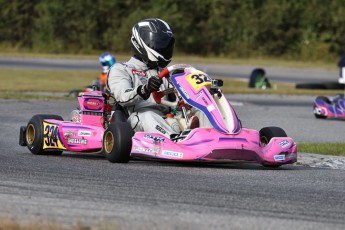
[131,18,175,69]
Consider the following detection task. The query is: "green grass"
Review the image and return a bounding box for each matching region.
[1,69,344,98]
[298,143,345,156]
[0,217,111,230]
[221,78,345,96]
[0,69,98,92]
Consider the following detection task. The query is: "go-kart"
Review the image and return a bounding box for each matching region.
[313,94,345,119]
[19,64,297,167]
[19,89,134,163]
[130,64,297,167]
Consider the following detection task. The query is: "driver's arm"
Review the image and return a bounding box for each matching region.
[107,64,148,107]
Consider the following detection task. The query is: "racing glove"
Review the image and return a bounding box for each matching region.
[137,76,163,100]
[147,76,163,92]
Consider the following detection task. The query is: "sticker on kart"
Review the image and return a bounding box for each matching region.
[43,122,66,150]
[185,71,212,92]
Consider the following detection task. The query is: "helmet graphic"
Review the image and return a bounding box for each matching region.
[131,18,175,69]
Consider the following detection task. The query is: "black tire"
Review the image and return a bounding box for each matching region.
[248,68,265,88]
[259,127,288,168]
[103,122,134,163]
[314,113,327,119]
[26,114,64,155]
[259,126,287,145]
[295,83,326,89]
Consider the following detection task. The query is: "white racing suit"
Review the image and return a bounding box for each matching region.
[107,57,177,138]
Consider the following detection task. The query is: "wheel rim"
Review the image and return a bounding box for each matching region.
[260,136,269,145]
[104,131,114,154]
[26,124,35,145]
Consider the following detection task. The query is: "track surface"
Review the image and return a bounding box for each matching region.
[1,96,345,229]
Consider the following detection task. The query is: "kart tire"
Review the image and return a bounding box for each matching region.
[259,127,287,168]
[295,83,326,89]
[314,113,327,119]
[26,114,64,155]
[259,126,287,145]
[248,68,265,88]
[103,122,134,163]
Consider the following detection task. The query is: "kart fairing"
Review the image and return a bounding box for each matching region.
[131,128,297,165]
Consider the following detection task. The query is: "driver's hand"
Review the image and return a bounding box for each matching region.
[147,76,163,92]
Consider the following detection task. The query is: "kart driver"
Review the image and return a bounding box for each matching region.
[98,52,116,91]
[107,18,198,138]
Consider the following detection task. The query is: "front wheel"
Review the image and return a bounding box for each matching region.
[102,122,134,163]
[259,126,288,168]
[259,126,287,145]
[26,114,64,155]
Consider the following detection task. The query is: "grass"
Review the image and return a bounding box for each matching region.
[0,218,92,230]
[0,69,98,92]
[298,143,345,156]
[220,78,345,96]
[0,69,344,98]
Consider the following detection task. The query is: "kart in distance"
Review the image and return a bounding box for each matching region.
[313,94,345,119]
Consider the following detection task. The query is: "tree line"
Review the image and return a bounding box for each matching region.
[1,0,345,61]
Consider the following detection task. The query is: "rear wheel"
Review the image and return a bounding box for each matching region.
[103,122,134,163]
[259,126,287,168]
[26,114,64,155]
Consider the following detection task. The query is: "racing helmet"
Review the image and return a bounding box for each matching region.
[99,52,116,73]
[131,18,175,69]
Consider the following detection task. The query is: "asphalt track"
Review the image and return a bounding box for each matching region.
[1,96,345,229]
[1,58,345,229]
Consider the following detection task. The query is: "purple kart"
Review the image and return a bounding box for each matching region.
[313,94,345,119]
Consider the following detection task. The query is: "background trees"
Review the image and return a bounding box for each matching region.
[1,0,344,61]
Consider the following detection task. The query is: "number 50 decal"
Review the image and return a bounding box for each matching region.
[185,71,211,92]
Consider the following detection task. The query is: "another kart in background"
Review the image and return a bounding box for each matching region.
[313,94,345,119]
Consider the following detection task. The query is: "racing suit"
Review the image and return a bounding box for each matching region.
[107,57,177,138]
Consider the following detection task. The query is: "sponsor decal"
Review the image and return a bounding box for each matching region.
[207,104,215,112]
[196,91,203,101]
[134,147,159,154]
[124,88,133,93]
[144,134,165,143]
[132,69,147,77]
[179,86,190,99]
[274,155,285,161]
[278,140,291,148]
[162,150,183,158]
[63,131,75,138]
[202,97,209,105]
[68,138,87,145]
[155,125,166,134]
[83,98,103,111]
[78,130,91,137]
[43,122,66,150]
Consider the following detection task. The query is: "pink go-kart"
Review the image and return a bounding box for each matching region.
[131,64,297,167]
[19,64,297,167]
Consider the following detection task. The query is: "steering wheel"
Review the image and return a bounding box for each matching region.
[152,64,192,104]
